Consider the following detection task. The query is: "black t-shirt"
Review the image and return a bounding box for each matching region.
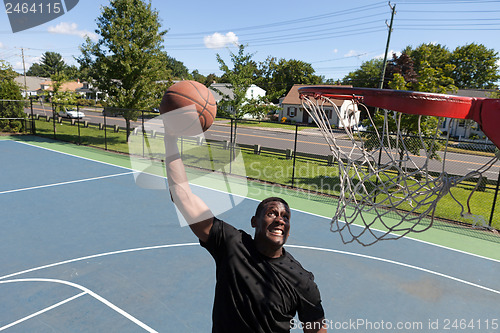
[200,218,324,333]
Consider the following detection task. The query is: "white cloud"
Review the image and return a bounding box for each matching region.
[0,42,5,49]
[333,49,338,54]
[344,50,358,57]
[375,49,401,59]
[204,32,239,49]
[47,22,98,41]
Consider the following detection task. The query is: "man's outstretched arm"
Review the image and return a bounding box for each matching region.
[164,136,213,243]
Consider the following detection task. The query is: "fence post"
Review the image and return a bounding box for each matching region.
[291,124,299,187]
[489,169,500,227]
[141,112,145,158]
[30,99,36,135]
[52,103,56,140]
[103,109,108,150]
[77,105,81,145]
[230,118,236,174]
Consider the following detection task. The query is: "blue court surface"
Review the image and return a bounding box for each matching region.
[1,137,499,332]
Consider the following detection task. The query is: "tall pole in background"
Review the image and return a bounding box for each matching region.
[378,2,396,90]
[374,2,396,203]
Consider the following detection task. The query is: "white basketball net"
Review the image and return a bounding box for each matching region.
[301,94,498,246]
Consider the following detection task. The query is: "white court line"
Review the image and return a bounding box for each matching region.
[0,243,498,297]
[0,172,134,195]
[0,243,498,330]
[287,244,500,296]
[0,291,86,331]
[0,278,157,332]
[9,140,500,263]
[0,243,199,281]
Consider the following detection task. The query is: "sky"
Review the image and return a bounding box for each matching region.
[1,0,500,82]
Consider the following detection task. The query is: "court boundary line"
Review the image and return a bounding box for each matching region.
[286,244,500,295]
[0,291,86,331]
[0,172,135,195]
[0,278,157,332]
[8,139,500,263]
[0,242,498,303]
[0,243,200,281]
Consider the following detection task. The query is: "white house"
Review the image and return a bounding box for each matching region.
[209,83,266,118]
[440,89,498,140]
[14,76,47,98]
[281,84,359,128]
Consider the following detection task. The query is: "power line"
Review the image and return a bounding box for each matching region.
[167,2,388,37]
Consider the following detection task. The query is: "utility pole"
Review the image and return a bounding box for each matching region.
[19,47,28,99]
[378,2,396,90]
[374,2,396,204]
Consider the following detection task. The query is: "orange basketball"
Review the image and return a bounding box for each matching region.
[160,80,217,135]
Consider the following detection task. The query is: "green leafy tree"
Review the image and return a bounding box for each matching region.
[256,57,322,103]
[165,54,189,80]
[404,43,452,75]
[27,52,67,77]
[50,72,79,112]
[342,58,384,88]
[392,46,457,93]
[78,0,170,137]
[215,44,260,118]
[0,60,25,132]
[191,70,219,87]
[450,43,500,89]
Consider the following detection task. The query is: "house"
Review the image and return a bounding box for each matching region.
[38,79,84,95]
[14,76,47,98]
[281,84,359,128]
[209,83,267,118]
[440,89,498,140]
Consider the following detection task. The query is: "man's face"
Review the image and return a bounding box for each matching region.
[251,201,291,256]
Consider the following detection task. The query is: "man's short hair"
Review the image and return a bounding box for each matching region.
[254,197,290,218]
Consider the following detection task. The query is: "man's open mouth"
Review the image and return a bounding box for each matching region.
[269,228,284,236]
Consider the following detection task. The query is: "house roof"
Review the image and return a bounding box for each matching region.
[14,76,48,92]
[39,80,84,92]
[282,84,352,106]
[209,83,234,101]
[452,89,498,98]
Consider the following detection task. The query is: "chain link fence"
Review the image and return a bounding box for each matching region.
[8,100,500,238]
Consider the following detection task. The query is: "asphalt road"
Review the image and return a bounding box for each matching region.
[25,105,500,180]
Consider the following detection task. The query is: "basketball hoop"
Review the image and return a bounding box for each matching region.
[299,86,499,246]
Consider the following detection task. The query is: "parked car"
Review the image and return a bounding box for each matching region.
[59,107,85,119]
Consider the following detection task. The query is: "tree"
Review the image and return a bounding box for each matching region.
[0,60,25,132]
[50,72,80,112]
[341,58,384,88]
[404,43,452,76]
[27,51,67,77]
[450,43,500,89]
[215,44,259,118]
[385,52,417,89]
[389,47,457,94]
[256,57,322,103]
[191,70,219,87]
[165,54,189,80]
[77,0,170,137]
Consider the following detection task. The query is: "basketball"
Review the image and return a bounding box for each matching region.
[160,80,217,136]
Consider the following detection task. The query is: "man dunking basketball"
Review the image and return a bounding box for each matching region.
[164,133,327,332]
